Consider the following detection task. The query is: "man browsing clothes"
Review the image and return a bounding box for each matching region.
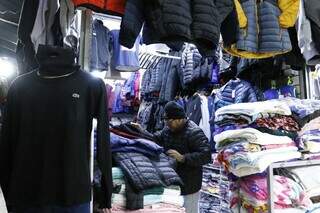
[135,101,211,213]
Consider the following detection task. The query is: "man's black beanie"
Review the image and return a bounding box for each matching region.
[164,101,186,119]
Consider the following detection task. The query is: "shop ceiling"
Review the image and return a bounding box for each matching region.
[0,0,22,57]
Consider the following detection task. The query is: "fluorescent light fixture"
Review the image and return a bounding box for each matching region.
[0,57,16,78]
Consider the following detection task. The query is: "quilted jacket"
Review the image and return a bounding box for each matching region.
[215,79,257,111]
[113,152,182,192]
[180,44,214,89]
[120,0,233,56]
[225,0,299,59]
[153,120,211,195]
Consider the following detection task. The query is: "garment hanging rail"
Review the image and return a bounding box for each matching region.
[139,51,181,69]
[92,12,122,21]
[0,17,18,26]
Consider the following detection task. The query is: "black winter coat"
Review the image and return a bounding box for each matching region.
[120,0,233,56]
[153,120,211,195]
[113,152,182,192]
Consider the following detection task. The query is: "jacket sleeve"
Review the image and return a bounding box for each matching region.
[278,0,299,28]
[215,0,234,24]
[247,86,258,102]
[119,0,145,48]
[140,129,165,147]
[94,79,113,209]
[183,128,212,167]
[234,0,247,28]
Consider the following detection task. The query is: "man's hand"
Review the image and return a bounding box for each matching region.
[166,149,185,163]
[101,209,112,213]
[131,122,142,132]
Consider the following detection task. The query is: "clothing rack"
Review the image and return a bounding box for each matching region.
[200,154,231,213]
[139,52,181,70]
[267,159,320,213]
[92,12,122,21]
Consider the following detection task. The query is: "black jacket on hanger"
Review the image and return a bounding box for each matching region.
[0,46,112,209]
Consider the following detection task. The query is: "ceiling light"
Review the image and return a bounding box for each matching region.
[0,57,17,78]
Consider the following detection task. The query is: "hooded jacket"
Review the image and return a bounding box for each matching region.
[119,0,233,56]
[225,0,299,59]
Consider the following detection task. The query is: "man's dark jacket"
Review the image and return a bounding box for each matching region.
[153,120,211,195]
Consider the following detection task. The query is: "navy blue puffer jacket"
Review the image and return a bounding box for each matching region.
[215,79,257,110]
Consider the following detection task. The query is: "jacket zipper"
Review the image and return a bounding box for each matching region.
[255,0,260,50]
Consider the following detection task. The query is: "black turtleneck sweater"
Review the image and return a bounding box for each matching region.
[0,69,112,209]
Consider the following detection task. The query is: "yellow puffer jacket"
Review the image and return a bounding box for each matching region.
[225,0,299,59]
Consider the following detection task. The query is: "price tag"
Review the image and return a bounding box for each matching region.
[232,90,236,98]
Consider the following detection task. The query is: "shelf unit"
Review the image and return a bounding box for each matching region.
[267,159,320,213]
[200,154,231,213]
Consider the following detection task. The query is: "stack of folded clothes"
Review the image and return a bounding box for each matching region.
[214,100,292,128]
[111,168,166,208]
[215,128,301,177]
[288,166,320,201]
[111,169,184,210]
[230,175,313,213]
[94,123,183,211]
[297,117,320,159]
[111,203,185,213]
[277,98,320,127]
[109,128,182,210]
[213,99,313,212]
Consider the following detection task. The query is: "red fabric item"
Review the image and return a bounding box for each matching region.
[72,0,126,15]
[106,0,126,15]
[72,0,105,9]
[110,128,138,139]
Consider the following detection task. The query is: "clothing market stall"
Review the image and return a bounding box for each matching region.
[2,0,320,213]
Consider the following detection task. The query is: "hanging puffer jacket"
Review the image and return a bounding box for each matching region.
[225,0,299,59]
[180,44,202,86]
[140,69,151,97]
[72,0,126,15]
[119,0,234,56]
[149,59,165,93]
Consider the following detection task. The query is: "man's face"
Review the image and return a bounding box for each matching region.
[165,118,186,132]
